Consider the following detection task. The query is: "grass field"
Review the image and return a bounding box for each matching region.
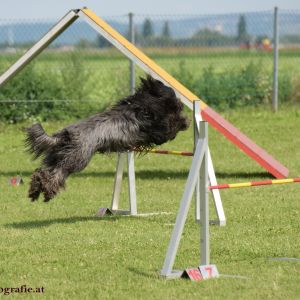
[1,105,300,299]
[2,48,300,74]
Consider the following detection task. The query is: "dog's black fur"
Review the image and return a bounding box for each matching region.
[24,76,190,202]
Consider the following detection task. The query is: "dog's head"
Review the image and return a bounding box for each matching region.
[128,76,190,146]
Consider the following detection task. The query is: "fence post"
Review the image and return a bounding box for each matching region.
[272,6,279,112]
[129,12,135,94]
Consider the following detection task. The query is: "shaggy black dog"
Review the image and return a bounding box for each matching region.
[24,76,190,202]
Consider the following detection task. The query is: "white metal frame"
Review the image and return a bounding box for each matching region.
[107,152,137,216]
[161,119,210,278]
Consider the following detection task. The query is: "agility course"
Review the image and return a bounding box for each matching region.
[0,6,300,298]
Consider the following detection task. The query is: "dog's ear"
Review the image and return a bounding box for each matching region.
[139,76,165,97]
[140,75,157,89]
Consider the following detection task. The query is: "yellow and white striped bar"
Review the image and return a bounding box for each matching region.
[209,178,300,190]
[134,149,193,157]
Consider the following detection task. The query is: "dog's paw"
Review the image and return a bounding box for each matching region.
[43,197,51,203]
[28,190,40,202]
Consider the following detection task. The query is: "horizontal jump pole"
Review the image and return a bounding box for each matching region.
[147,149,193,157]
[209,178,300,190]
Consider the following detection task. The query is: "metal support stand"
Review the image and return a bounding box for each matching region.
[98,152,137,217]
[127,151,137,215]
[98,13,138,217]
[161,116,219,280]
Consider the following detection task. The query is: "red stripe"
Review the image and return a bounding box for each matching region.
[180,152,193,156]
[251,180,273,186]
[150,150,193,156]
[209,184,229,190]
[293,178,300,182]
[152,150,169,154]
[201,106,289,179]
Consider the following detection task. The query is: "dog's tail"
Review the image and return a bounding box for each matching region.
[24,123,58,159]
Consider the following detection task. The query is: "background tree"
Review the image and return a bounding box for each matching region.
[162,21,171,38]
[237,15,249,43]
[142,18,154,38]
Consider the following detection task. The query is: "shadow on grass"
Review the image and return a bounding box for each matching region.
[216,171,271,180]
[128,267,161,279]
[4,215,121,229]
[0,170,271,180]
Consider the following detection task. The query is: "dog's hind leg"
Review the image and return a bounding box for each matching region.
[28,168,43,201]
[41,168,67,202]
[29,167,67,202]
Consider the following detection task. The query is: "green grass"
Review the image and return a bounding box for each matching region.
[1,105,300,299]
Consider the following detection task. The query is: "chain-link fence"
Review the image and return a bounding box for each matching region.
[0,8,299,122]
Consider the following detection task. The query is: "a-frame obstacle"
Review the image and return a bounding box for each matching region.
[0,8,288,226]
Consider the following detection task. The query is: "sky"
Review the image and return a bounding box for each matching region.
[0,0,300,20]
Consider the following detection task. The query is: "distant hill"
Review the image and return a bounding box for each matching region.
[0,11,299,47]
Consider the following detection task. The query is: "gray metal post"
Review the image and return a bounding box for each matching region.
[272,6,279,112]
[200,124,209,265]
[129,12,135,94]
[111,153,126,210]
[127,151,137,215]
[194,101,201,222]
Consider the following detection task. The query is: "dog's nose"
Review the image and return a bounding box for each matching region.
[180,117,190,130]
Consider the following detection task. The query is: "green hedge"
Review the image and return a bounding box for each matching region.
[0,55,100,123]
[173,61,294,109]
[0,58,296,123]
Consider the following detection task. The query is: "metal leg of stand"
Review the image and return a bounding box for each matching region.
[195,178,200,221]
[207,149,226,226]
[194,100,226,226]
[127,152,137,215]
[111,153,126,211]
[200,125,209,265]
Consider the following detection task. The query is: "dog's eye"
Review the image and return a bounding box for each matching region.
[144,111,151,117]
[144,109,157,120]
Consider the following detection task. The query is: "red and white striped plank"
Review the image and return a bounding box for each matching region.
[201,106,289,179]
